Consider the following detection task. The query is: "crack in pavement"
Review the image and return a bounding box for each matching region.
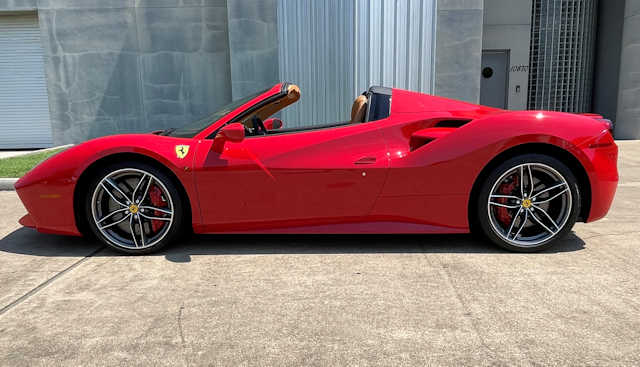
[0,246,105,317]
[420,247,507,364]
[177,303,192,367]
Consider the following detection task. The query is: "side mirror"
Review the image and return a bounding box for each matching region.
[264,118,283,130]
[218,123,245,143]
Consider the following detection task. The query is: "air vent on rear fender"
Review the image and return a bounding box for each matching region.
[434,119,471,128]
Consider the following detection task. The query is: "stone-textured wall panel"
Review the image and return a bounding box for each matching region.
[53,8,138,54]
[140,50,231,129]
[46,52,143,142]
[136,7,204,53]
[434,7,483,103]
[135,0,224,7]
[203,5,231,53]
[36,10,59,58]
[38,6,143,143]
[37,0,133,9]
[29,0,234,144]
[0,0,37,10]
[227,0,278,99]
[137,3,231,131]
[627,0,640,17]
[616,0,640,139]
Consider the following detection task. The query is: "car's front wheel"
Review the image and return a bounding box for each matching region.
[476,154,580,252]
[84,161,184,254]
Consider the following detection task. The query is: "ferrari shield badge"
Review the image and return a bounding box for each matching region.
[175,145,190,159]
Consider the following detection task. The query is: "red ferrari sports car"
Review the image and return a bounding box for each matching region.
[15,82,618,254]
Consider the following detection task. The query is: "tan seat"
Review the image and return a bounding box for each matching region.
[350,95,367,123]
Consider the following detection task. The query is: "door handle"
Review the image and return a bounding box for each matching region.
[354,156,376,165]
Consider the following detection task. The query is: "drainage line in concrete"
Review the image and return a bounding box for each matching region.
[0,246,105,316]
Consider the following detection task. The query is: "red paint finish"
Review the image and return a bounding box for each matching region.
[15,83,618,236]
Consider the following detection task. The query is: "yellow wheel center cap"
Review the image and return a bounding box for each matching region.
[522,199,532,208]
[129,204,139,214]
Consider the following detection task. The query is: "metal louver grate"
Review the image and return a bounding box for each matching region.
[527,0,598,112]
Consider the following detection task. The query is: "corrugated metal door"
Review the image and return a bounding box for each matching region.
[0,13,53,149]
[277,0,436,127]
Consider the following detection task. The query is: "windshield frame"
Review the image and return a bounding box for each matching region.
[168,85,282,139]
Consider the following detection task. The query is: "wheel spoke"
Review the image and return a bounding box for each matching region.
[535,188,569,204]
[532,204,560,230]
[489,195,521,208]
[506,207,524,239]
[137,215,145,247]
[491,195,521,200]
[99,213,130,230]
[140,206,172,215]
[513,210,529,239]
[490,202,521,209]
[105,178,131,203]
[100,182,128,207]
[140,176,154,204]
[129,215,139,247]
[132,173,148,203]
[532,182,566,199]
[139,212,172,221]
[520,166,525,198]
[528,208,555,234]
[97,208,128,224]
[527,164,534,197]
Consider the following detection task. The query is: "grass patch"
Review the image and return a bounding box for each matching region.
[0,148,66,178]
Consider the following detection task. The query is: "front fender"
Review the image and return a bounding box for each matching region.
[15,134,199,236]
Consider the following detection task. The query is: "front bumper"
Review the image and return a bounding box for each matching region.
[16,178,82,236]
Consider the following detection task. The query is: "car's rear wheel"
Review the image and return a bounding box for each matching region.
[476,154,580,252]
[84,161,184,254]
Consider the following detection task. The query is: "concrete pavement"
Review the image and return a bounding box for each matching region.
[0,142,638,366]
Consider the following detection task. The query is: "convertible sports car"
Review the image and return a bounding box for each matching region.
[15,82,618,254]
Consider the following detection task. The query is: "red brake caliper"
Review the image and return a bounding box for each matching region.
[496,174,519,226]
[148,185,168,232]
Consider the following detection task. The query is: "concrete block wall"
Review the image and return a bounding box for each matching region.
[1,0,233,145]
[227,0,279,100]
[40,0,232,144]
[434,0,484,103]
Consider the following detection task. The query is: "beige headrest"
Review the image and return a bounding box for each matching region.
[351,95,367,123]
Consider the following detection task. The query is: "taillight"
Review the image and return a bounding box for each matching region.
[588,129,615,148]
[597,118,614,133]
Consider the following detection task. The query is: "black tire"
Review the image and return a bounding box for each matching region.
[83,161,185,255]
[475,154,580,252]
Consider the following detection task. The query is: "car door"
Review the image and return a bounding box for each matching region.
[193,122,389,231]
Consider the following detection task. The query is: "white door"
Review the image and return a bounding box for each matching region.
[0,13,53,149]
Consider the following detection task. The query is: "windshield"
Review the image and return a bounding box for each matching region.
[168,87,271,138]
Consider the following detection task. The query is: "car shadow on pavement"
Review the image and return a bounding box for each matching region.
[0,227,586,261]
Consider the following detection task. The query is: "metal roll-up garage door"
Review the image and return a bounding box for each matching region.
[0,13,53,149]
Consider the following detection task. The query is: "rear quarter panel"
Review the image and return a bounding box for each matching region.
[374,108,614,230]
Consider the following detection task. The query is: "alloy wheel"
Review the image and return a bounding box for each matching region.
[91,168,174,250]
[487,163,573,247]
